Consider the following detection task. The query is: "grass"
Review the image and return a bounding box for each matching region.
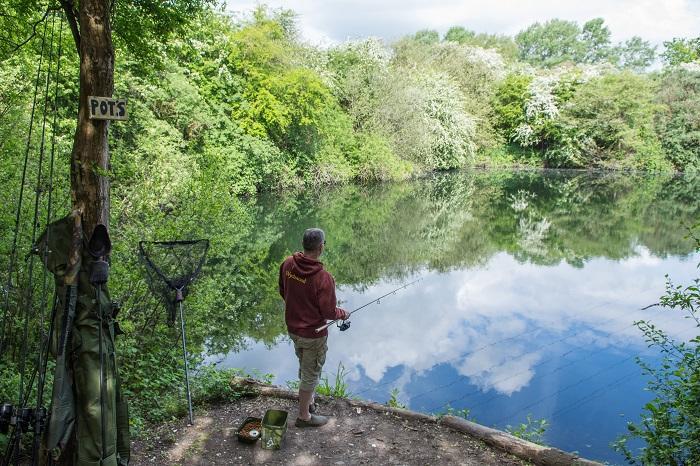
[505,414,548,445]
[316,362,352,398]
[386,388,406,409]
[434,404,475,422]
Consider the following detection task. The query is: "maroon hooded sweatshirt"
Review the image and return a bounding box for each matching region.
[279,252,345,338]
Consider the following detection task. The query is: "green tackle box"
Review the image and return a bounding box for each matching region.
[261,409,288,450]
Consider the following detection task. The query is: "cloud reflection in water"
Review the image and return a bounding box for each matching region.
[323,247,696,398]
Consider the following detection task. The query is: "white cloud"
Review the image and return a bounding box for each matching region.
[226,0,700,46]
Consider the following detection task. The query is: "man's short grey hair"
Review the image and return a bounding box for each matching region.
[302,228,325,251]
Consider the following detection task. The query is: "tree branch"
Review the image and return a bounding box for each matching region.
[59,0,80,54]
[7,6,60,55]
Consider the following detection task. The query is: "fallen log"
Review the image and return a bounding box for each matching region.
[439,415,601,466]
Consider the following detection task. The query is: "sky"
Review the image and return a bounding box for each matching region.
[226,0,700,47]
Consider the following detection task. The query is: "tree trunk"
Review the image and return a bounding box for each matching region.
[71,0,113,236]
[56,3,113,464]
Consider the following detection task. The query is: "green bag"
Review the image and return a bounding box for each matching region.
[36,215,130,466]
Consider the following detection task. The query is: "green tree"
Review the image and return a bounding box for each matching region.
[616,36,656,71]
[444,26,475,44]
[412,29,440,45]
[516,19,582,66]
[443,26,519,60]
[554,72,667,169]
[580,18,613,63]
[492,73,532,141]
[662,37,700,65]
[655,70,700,171]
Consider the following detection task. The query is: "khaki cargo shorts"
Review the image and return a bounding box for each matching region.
[289,333,328,391]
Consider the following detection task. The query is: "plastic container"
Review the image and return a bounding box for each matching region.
[261,409,288,450]
[236,416,262,444]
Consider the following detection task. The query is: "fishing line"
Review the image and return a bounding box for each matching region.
[414,304,669,410]
[487,318,700,429]
[425,307,676,414]
[17,6,56,413]
[355,300,619,396]
[547,369,641,422]
[490,350,651,427]
[546,321,700,425]
[315,277,422,333]
[354,299,623,396]
[1,12,54,466]
[0,4,51,359]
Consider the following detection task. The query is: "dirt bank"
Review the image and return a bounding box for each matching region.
[131,379,601,466]
[131,395,526,465]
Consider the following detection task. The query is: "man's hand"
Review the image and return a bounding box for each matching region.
[340,308,350,320]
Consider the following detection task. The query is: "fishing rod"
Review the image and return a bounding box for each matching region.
[315,277,422,333]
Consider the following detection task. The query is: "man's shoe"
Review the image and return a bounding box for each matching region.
[295,414,328,428]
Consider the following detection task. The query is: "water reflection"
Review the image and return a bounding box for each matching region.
[206,170,699,463]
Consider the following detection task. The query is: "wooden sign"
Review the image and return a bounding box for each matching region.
[88,96,127,120]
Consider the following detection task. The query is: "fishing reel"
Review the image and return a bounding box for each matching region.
[337,320,351,331]
[0,403,47,435]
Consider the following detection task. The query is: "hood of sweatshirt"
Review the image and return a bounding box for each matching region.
[290,252,324,278]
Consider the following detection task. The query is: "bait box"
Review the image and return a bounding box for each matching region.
[236,416,262,444]
[261,409,288,450]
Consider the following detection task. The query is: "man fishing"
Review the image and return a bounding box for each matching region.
[279,228,349,427]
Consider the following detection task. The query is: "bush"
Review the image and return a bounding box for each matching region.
[613,232,700,464]
[557,72,669,170]
[506,414,549,445]
[655,69,700,171]
[371,69,476,170]
[493,73,533,141]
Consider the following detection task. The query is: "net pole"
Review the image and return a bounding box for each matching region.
[178,299,194,425]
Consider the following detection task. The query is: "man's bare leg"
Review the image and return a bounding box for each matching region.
[298,389,313,420]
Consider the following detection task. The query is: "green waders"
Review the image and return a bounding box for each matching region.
[38,216,130,466]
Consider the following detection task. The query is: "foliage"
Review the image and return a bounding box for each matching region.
[366,66,476,171]
[506,414,549,445]
[193,366,272,404]
[613,233,700,465]
[386,388,406,409]
[111,0,218,68]
[554,72,667,169]
[435,404,474,421]
[493,73,532,141]
[443,26,519,60]
[579,18,613,64]
[317,362,352,398]
[617,37,656,72]
[515,17,655,71]
[662,37,700,66]
[516,19,584,67]
[655,69,700,171]
[1,4,700,446]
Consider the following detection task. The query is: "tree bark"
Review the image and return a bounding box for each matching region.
[71,0,113,236]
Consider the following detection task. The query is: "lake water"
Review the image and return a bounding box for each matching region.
[207,169,700,464]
